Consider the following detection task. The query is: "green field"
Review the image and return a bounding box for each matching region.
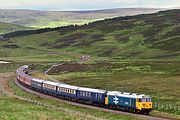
[31,19,101,28]
[0,10,179,62]
[0,22,33,35]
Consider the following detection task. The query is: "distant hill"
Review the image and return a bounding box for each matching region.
[0,8,162,28]
[0,22,33,35]
[0,9,179,60]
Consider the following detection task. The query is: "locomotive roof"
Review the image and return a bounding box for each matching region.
[78,87,107,94]
[58,84,80,90]
[32,78,45,83]
[107,91,150,99]
[43,81,60,86]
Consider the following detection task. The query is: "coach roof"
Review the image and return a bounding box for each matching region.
[32,78,45,83]
[58,84,80,90]
[78,87,107,94]
[43,81,60,86]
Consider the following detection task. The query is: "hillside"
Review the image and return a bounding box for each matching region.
[0,9,180,120]
[0,9,179,62]
[0,8,162,28]
[0,22,33,35]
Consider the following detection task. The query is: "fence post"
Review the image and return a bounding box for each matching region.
[165,104,168,110]
[154,102,157,108]
[174,106,177,111]
[161,103,164,109]
[170,105,172,110]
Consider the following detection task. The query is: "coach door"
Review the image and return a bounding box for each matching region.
[130,99,136,108]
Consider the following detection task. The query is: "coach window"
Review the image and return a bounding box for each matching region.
[84,92,86,96]
[84,92,87,96]
[88,92,91,97]
[83,92,85,96]
[98,94,102,99]
[87,92,89,97]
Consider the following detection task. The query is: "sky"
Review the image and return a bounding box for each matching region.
[0,0,179,11]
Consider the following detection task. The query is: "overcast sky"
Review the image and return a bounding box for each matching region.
[0,0,179,11]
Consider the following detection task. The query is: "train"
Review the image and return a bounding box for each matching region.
[16,65,153,115]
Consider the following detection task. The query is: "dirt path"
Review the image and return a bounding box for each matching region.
[0,72,14,95]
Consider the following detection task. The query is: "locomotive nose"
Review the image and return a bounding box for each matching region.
[142,102,152,109]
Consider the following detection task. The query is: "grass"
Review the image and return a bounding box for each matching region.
[31,19,99,28]
[0,10,180,62]
[0,97,94,120]
[0,22,33,35]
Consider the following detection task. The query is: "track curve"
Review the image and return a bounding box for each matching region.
[15,79,170,120]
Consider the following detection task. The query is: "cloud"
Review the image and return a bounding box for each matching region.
[0,1,20,8]
[112,0,139,4]
[0,0,179,10]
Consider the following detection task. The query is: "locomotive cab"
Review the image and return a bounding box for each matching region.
[136,96,153,114]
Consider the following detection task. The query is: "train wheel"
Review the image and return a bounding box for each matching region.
[142,110,150,115]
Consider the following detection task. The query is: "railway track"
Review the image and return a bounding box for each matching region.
[15,79,170,120]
